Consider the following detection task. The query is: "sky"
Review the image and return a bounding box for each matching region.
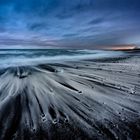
[0,0,140,49]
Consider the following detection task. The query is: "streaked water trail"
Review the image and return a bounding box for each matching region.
[0,53,140,140]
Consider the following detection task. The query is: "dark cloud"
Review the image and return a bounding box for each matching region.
[63,33,79,38]
[0,0,140,49]
[88,18,104,25]
[28,23,47,31]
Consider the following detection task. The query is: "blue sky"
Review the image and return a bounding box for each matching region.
[0,0,140,49]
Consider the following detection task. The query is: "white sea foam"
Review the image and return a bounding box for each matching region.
[0,50,124,68]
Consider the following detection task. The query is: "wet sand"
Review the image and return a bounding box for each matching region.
[0,54,140,140]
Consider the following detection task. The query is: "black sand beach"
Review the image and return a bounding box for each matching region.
[0,51,140,140]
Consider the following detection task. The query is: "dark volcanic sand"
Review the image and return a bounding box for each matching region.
[0,54,140,140]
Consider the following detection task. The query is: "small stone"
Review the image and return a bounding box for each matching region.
[78,91,82,93]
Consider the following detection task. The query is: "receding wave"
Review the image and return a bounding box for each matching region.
[0,49,124,68]
[0,49,140,140]
[0,52,140,140]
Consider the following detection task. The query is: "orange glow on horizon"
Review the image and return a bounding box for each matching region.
[105,45,136,50]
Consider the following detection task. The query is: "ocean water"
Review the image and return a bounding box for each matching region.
[0,49,124,68]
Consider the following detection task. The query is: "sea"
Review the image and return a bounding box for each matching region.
[0,49,124,68]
